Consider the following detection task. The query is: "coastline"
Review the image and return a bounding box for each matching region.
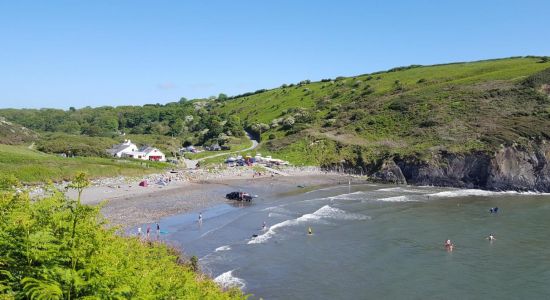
[62,166,354,227]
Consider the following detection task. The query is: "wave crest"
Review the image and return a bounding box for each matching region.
[248,205,368,244]
[214,270,246,289]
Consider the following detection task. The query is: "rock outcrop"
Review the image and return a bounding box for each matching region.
[365,141,550,192]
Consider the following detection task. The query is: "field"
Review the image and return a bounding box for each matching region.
[0,144,166,184]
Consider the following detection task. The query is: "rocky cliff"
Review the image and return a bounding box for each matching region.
[368,141,550,192]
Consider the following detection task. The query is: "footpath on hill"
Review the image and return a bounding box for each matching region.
[183,131,259,168]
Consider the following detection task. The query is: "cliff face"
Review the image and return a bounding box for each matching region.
[369,141,550,192]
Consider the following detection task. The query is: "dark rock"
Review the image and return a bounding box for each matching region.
[371,160,407,184]
[371,141,550,192]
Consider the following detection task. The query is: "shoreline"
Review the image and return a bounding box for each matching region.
[62,166,355,228]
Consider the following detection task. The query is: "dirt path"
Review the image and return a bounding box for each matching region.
[183,131,258,168]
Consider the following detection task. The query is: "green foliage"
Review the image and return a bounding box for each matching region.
[214,57,550,167]
[0,178,245,299]
[0,144,166,184]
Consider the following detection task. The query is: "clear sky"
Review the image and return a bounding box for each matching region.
[0,0,549,109]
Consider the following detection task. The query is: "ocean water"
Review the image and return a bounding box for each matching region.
[157,184,550,299]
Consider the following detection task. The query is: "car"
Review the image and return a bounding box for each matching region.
[225,191,253,201]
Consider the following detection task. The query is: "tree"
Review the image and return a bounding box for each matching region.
[217,93,228,101]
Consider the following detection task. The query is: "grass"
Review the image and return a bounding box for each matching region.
[213,57,550,167]
[0,144,167,184]
[184,136,253,160]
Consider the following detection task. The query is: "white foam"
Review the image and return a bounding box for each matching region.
[214,270,246,289]
[377,187,429,193]
[377,195,416,202]
[215,245,231,252]
[377,187,403,192]
[268,212,287,218]
[248,205,368,244]
[427,189,550,198]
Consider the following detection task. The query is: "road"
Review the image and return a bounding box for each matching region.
[183,131,259,169]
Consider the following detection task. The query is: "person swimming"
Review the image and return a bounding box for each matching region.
[308,227,313,235]
[444,239,454,251]
[489,207,499,213]
[262,221,267,230]
[487,234,496,241]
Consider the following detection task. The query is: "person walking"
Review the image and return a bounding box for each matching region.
[146,225,151,239]
[156,223,160,237]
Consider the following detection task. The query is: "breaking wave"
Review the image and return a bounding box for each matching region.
[214,270,246,289]
[427,189,550,198]
[248,205,369,244]
[215,245,231,252]
[377,195,417,202]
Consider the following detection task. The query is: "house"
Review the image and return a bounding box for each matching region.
[107,140,166,162]
[107,140,138,157]
[139,146,166,161]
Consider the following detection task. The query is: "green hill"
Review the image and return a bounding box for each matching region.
[215,56,550,166]
[1,56,550,190]
[0,117,38,145]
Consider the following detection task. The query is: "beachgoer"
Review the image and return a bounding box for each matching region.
[262,221,267,230]
[489,208,494,213]
[198,212,203,223]
[493,207,499,213]
[137,227,142,236]
[308,227,313,235]
[487,234,496,241]
[156,223,160,236]
[444,239,454,251]
[146,225,151,238]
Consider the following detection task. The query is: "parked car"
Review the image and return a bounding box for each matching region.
[225,191,253,202]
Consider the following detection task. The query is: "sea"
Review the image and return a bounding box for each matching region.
[154,183,550,299]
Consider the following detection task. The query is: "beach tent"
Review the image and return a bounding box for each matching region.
[139,180,148,187]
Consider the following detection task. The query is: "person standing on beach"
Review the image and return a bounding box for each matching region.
[137,227,142,237]
[146,225,151,239]
[198,212,203,225]
[156,223,160,237]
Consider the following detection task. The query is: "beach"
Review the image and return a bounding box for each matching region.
[62,166,354,227]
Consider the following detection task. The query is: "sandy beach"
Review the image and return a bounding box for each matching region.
[61,166,357,227]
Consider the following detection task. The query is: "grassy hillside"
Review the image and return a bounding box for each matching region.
[0,144,166,184]
[215,57,550,166]
[0,117,38,145]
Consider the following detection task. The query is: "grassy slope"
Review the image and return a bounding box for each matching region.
[183,136,252,160]
[215,57,550,165]
[0,144,166,183]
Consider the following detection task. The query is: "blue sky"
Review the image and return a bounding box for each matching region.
[0,0,549,109]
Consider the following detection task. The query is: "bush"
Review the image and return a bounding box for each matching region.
[0,175,245,299]
[268,134,276,140]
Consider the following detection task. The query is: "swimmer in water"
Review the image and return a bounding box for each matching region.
[308,227,313,235]
[198,212,203,224]
[444,239,454,251]
[487,234,496,241]
[262,221,267,230]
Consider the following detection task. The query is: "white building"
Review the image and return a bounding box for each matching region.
[107,140,166,162]
[106,140,138,158]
